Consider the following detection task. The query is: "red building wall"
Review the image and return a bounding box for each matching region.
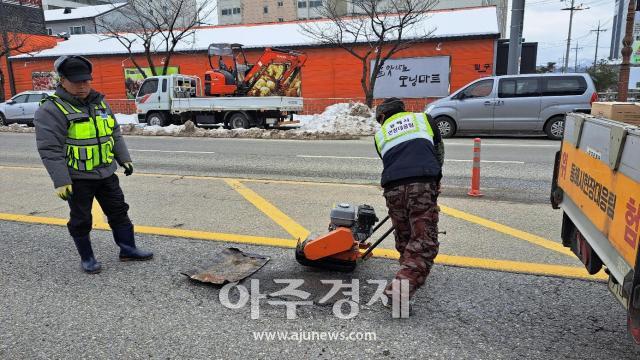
[1,33,59,100]
[8,37,495,113]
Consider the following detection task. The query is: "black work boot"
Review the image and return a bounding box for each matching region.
[112,224,153,261]
[71,235,102,274]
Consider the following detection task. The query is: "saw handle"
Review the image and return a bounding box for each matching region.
[361,223,395,260]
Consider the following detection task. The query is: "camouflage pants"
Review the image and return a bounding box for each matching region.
[383,181,440,297]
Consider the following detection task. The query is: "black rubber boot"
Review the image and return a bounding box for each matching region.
[72,235,102,274]
[112,224,153,261]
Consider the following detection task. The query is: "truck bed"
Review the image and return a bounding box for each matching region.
[170,96,304,113]
[557,113,640,284]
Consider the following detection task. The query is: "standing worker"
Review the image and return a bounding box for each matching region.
[374,98,445,304]
[34,55,153,274]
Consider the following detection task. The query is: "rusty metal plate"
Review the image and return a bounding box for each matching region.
[182,248,270,285]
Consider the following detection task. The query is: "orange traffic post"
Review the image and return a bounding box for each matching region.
[468,138,483,197]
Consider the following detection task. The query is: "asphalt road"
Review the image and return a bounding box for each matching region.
[0,133,558,203]
[2,222,639,360]
[2,132,639,358]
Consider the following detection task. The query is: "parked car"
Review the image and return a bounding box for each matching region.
[0,91,54,127]
[425,73,598,140]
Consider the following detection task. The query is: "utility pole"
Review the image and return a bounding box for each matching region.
[618,0,636,101]
[591,21,607,68]
[572,41,583,72]
[562,0,588,73]
[507,0,526,75]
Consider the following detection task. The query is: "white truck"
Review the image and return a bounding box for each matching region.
[134,74,303,128]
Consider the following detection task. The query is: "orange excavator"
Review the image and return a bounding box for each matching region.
[204,43,307,97]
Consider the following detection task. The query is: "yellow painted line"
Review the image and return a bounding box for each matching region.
[372,248,606,281]
[224,179,310,241]
[0,211,297,248]
[0,212,68,226]
[0,211,605,281]
[91,200,110,230]
[0,165,578,258]
[135,225,298,248]
[440,205,575,258]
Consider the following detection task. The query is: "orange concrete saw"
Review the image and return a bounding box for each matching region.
[295,203,394,272]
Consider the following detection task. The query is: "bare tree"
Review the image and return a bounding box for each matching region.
[0,28,32,101]
[98,0,215,78]
[300,0,438,107]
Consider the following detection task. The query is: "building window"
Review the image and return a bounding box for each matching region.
[298,1,307,8]
[264,6,268,14]
[277,1,283,6]
[69,26,86,35]
[233,7,241,14]
[278,18,284,22]
[309,0,323,7]
[46,28,52,35]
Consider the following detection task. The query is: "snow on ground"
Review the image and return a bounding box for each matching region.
[114,113,139,125]
[292,103,378,135]
[2,103,378,140]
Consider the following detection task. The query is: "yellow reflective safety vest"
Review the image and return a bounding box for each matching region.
[374,112,441,187]
[44,95,116,172]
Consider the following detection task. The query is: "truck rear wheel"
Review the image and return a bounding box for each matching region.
[228,113,250,129]
[147,112,168,127]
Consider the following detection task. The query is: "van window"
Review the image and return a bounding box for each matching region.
[138,79,159,97]
[498,78,540,98]
[461,79,493,99]
[542,76,587,96]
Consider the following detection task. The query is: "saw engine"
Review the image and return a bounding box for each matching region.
[295,203,392,272]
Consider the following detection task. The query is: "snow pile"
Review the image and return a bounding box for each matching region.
[114,113,138,125]
[293,103,379,136]
[0,123,34,133]
[119,121,358,140]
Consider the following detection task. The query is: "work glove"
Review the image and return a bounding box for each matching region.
[55,185,73,201]
[123,162,134,176]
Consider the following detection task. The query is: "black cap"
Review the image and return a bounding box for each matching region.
[55,55,93,82]
[375,97,405,121]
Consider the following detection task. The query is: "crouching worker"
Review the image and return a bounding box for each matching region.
[374,98,445,305]
[34,55,153,274]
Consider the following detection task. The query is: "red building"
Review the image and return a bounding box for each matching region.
[6,6,499,113]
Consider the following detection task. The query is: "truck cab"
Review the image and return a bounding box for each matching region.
[136,75,198,126]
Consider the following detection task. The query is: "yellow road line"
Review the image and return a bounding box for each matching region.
[224,179,310,241]
[135,225,298,248]
[0,212,68,226]
[91,200,110,230]
[0,165,575,258]
[373,248,605,281]
[440,205,574,257]
[0,211,605,281]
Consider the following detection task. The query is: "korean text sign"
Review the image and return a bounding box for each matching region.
[372,56,450,99]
